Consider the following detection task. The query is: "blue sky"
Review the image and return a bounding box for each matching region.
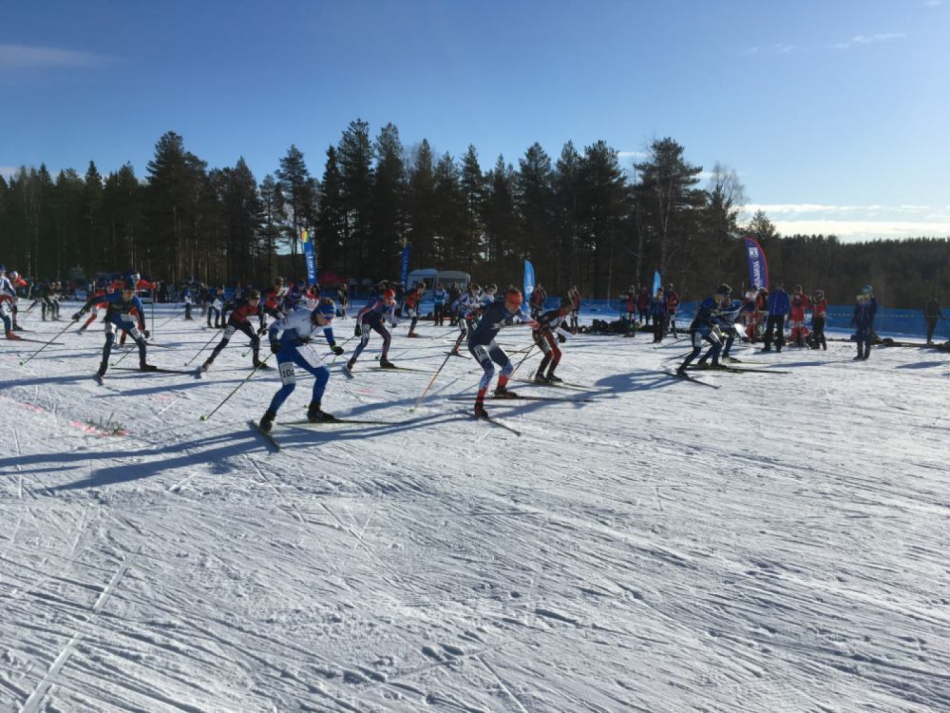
[2,0,948,240]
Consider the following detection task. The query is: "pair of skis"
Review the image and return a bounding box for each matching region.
[250,414,398,451]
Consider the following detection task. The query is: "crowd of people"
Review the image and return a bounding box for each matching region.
[3,262,948,435]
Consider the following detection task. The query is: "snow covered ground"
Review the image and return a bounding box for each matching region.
[1,305,949,713]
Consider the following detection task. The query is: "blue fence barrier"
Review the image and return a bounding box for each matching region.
[531,298,949,341]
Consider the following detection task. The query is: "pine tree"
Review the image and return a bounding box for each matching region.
[482,155,517,285]
[316,147,346,275]
[276,145,314,256]
[515,143,555,286]
[259,174,284,282]
[82,161,105,272]
[338,119,374,278]
[433,152,467,267]
[371,123,406,280]
[552,141,583,293]
[459,145,486,276]
[406,140,437,270]
[633,138,704,292]
[579,141,627,298]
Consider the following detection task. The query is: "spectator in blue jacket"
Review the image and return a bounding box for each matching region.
[762,281,790,352]
[649,288,668,343]
[851,284,878,360]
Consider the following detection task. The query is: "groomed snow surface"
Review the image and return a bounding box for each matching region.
[1,305,949,713]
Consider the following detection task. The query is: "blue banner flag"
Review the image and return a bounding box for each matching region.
[523,260,535,313]
[743,237,770,291]
[653,270,661,295]
[302,229,317,285]
[400,243,411,289]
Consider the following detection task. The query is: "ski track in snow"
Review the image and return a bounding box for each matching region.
[1,307,949,712]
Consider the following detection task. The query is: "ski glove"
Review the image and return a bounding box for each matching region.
[71,312,82,321]
[354,324,362,337]
[143,329,151,339]
[557,333,566,344]
[330,343,344,356]
[270,341,281,354]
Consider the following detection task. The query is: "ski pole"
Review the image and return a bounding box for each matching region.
[152,305,184,334]
[509,344,537,378]
[185,330,225,366]
[410,350,456,412]
[200,354,273,421]
[330,334,359,365]
[18,319,75,366]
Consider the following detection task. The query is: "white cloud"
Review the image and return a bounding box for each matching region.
[832,33,906,50]
[617,151,647,159]
[0,44,115,70]
[770,219,950,241]
[744,203,939,217]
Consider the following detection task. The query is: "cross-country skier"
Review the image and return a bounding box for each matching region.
[851,284,878,360]
[0,266,23,339]
[73,277,154,378]
[404,284,422,337]
[677,285,732,374]
[258,297,345,432]
[532,299,573,383]
[697,289,743,367]
[345,289,398,373]
[201,289,267,371]
[470,288,526,418]
[449,283,481,356]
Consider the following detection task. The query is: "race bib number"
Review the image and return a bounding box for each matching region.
[279,362,296,385]
[472,343,490,362]
[223,325,237,339]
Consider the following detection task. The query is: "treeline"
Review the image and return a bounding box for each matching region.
[0,120,947,308]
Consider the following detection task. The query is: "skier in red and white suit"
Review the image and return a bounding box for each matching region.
[789,285,812,347]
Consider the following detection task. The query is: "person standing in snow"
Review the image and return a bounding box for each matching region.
[851,285,878,360]
[666,284,680,336]
[924,294,945,345]
[809,289,828,350]
[650,287,668,343]
[762,282,790,353]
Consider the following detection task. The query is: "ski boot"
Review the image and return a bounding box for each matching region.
[307,401,335,422]
[474,402,489,419]
[533,372,549,384]
[493,385,518,399]
[140,362,158,372]
[5,330,22,340]
[201,358,214,372]
[378,358,397,369]
[546,372,563,383]
[259,409,277,433]
[407,331,419,338]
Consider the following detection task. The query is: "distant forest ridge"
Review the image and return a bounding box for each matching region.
[1,121,947,309]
